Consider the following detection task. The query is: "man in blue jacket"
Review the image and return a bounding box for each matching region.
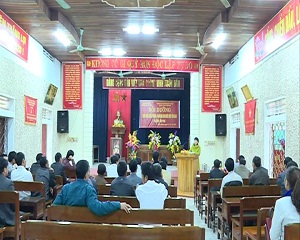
[53,160,131,215]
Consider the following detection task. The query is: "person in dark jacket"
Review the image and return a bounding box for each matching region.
[51,152,67,184]
[153,163,168,190]
[53,160,132,215]
[249,156,270,186]
[277,157,293,196]
[209,159,225,179]
[30,153,43,175]
[36,157,56,200]
[0,157,15,227]
[110,162,135,196]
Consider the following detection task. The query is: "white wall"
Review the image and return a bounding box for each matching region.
[0,35,62,166]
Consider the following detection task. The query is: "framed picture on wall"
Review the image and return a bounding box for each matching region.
[226,87,239,109]
[241,85,253,101]
[44,84,58,105]
[110,137,123,158]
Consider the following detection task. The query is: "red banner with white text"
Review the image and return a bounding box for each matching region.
[139,100,180,129]
[86,57,200,72]
[245,99,257,135]
[107,90,132,158]
[24,95,37,125]
[0,10,29,61]
[63,62,83,109]
[202,65,222,112]
[254,0,300,64]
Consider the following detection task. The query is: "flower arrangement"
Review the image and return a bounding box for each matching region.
[167,131,181,155]
[126,130,140,158]
[148,130,161,151]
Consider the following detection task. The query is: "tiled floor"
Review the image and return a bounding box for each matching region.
[186,197,218,240]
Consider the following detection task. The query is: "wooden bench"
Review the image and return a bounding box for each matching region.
[245,207,273,240]
[55,175,63,185]
[104,177,174,185]
[65,168,76,181]
[222,185,280,198]
[284,223,300,240]
[0,191,20,240]
[98,184,178,197]
[22,220,205,240]
[231,196,279,240]
[47,205,194,226]
[98,195,186,208]
[205,179,222,227]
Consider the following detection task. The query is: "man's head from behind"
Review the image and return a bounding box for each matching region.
[152,151,159,163]
[55,152,62,163]
[8,151,16,164]
[153,163,162,179]
[129,160,138,173]
[110,155,119,164]
[225,158,234,172]
[76,160,90,179]
[0,157,8,176]
[252,156,261,170]
[36,153,43,163]
[97,163,106,176]
[141,162,155,183]
[136,157,142,166]
[117,161,127,177]
[285,167,300,191]
[159,160,167,170]
[287,161,298,168]
[16,152,25,166]
[284,157,293,168]
[40,157,48,168]
[239,158,246,166]
[214,159,221,169]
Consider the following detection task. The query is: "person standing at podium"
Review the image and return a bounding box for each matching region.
[189,137,201,155]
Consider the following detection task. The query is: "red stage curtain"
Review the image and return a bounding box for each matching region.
[107,90,131,158]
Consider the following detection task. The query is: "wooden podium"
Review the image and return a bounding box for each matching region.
[175,153,199,197]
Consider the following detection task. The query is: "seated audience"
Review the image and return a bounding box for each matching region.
[234,157,250,179]
[7,151,17,179]
[152,151,160,164]
[62,150,76,171]
[95,164,107,186]
[160,160,171,185]
[234,155,244,169]
[282,166,300,197]
[106,155,119,178]
[51,152,67,184]
[249,156,270,185]
[209,159,225,179]
[287,160,298,168]
[0,157,15,227]
[111,162,135,196]
[30,153,43,175]
[277,157,293,196]
[220,158,243,197]
[127,160,142,186]
[136,157,142,178]
[270,167,300,240]
[53,160,131,215]
[36,157,56,200]
[153,163,168,189]
[136,162,168,209]
[11,152,33,199]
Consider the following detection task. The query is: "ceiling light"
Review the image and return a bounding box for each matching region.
[212,33,226,50]
[158,50,172,57]
[142,26,159,34]
[99,48,112,56]
[173,50,186,57]
[53,30,70,47]
[123,26,140,34]
[113,48,126,56]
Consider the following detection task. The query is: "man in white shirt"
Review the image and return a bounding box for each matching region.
[106,155,119,178]
[11,152,33,199]
[220,158,243,197]
[136,157,142,178]
[136,162,168,209]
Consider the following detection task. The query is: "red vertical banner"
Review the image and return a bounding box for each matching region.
[24,95,37,125]
[244,99,257,134]
[63,62,83,109]
[107,90,132,158]
[202,65,222,112]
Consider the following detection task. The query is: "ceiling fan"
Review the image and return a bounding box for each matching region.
[102,71,134,77]
[150,72,177,80]
[219,0,231,8]
[69,28,99,53]
[194,32,213,56]
[56,0,71,9]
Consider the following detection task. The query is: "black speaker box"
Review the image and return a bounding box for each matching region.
[215,114,227,136]
[57,110,69,133]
